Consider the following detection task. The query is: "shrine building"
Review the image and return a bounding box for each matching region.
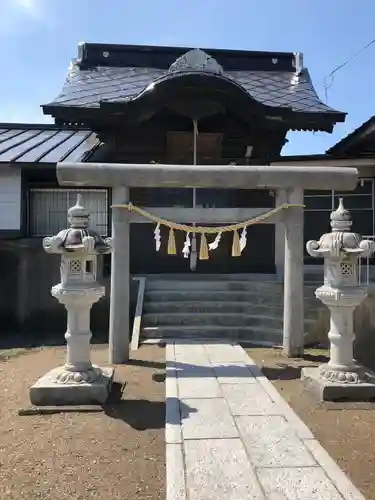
[0,42,374,334]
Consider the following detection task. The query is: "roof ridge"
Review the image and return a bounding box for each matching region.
[78,41,297,58]
[0,122,92,130]
[75,42,297,73]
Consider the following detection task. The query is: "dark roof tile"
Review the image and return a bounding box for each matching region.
[41,44,344,130]
[47,64,340,116]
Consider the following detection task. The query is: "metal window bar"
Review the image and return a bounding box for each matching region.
[305,179,375,286]
[29,188,108,237]
[359,235,375,286]
[356,180,375,286]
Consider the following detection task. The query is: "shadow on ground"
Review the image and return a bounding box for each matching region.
[244,345,331,381]
[103,381,166,431]
[260,365,305,381]
[104,398,166,431]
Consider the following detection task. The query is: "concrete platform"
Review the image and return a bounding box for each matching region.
[166,340,367,500]
[29,366,114,406]
[302,366,375,402]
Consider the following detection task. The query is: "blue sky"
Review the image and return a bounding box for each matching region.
[0,0,374,155]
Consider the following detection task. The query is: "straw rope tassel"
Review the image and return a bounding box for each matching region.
[167,228,177,255]
[199,233,209,260]
[232,230,241,257]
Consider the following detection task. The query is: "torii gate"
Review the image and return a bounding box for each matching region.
[57,162,358,363]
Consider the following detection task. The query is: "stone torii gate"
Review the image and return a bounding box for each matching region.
[57,162,358,364]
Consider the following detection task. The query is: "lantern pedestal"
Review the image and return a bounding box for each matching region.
[29,366,114,406]
[30,284,114,406]
[302,285,375,401]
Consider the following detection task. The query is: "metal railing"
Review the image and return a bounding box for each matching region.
[358,235,375,285]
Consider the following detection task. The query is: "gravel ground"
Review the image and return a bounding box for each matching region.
[245,346,375,500]
[0,344,165,500]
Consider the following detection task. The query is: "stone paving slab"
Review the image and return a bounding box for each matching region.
[245,358,315,440]
[165,343,175,360]
[166,341,367,500]
[166,443,187,500]
[210,362,257,384]
[174,343,216,376]
[174,343,209,362]
[165,396,182,444]
[236,415,317,468]
[184,438,264,500]
[181,398,239,440]
[177,377,222,398]
[304,439,367,500]
[166,364,178,398]
[205,343,250,363]
[257,467,344,500]
[175,363,216,377]
[221,383,281,416]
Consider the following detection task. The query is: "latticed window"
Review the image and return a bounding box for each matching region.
[29,188,109,237]
[69,260,82,274]
[340,262,354,276]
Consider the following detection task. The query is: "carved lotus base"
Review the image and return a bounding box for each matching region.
[302,366,375,402]
[51,366,103,385]
[318,363,375,384]
[30,366,114,406]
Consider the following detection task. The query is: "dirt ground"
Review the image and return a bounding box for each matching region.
[0,344,165,500]
[245,345,375,500]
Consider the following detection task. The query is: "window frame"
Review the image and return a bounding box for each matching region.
[27,186,111,238]
[304,178,375,261]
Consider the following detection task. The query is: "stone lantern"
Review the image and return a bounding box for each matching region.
[302,198,375,400]
[29,194,113,406]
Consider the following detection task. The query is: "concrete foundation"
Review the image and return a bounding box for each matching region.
[302,367,375,402]
[29,366,114,406]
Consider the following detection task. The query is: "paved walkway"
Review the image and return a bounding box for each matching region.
[166,340,366,500]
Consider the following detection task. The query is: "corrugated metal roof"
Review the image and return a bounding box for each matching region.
[0,125,99,163]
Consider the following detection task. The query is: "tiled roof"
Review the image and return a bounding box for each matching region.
[0,124,99,163]
[48,65,338,116]
[42,43,345,131]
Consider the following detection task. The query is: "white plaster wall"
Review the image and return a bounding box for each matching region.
[0,168,21,230]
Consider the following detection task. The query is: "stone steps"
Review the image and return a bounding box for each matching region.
[142,325,282,344]
[143,301,320,318]
[143,312,316,330]
[144,290,320,307]
[146,279,315,293]
[139,274,325,345]
[143,273,278,282]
